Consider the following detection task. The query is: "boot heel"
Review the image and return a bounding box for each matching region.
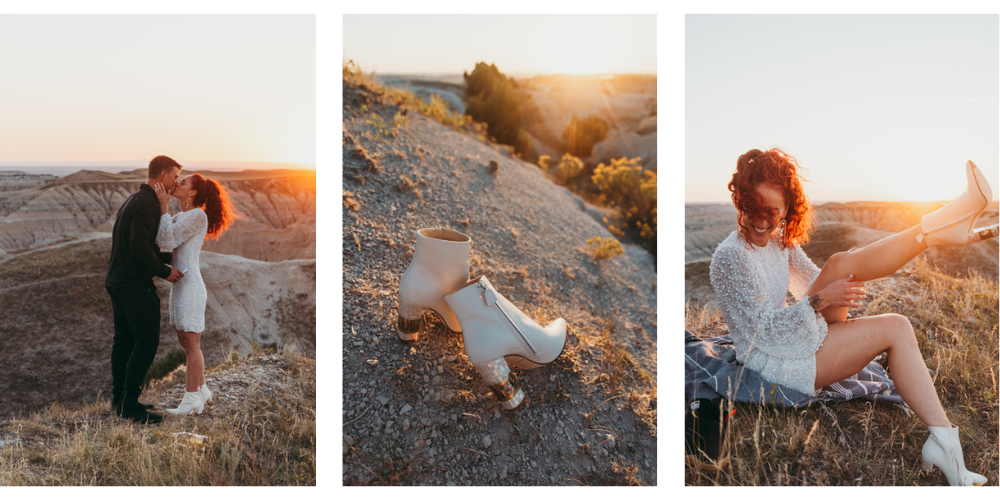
[474,357,525,411]
[397,297,425,342]
[921,457,934,473]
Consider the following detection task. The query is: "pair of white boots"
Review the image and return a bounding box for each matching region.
[397,227,566,411]
[167,383,214,416]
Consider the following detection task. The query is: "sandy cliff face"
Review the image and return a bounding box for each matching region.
[0,169,315,262]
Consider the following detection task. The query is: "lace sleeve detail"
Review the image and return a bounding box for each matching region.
[788,244,822,300]
[710,243,827,360]
[155,210,208,251]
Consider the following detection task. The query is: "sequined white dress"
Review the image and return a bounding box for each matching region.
[156,209,208,333]
[709,231,829,395]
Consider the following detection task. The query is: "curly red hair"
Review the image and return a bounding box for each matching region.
[188,173,238,240]
[728,148,813,248]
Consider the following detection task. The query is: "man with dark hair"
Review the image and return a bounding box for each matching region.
[106,155,185,424]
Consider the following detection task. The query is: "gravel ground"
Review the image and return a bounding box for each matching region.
[341,81,657,485]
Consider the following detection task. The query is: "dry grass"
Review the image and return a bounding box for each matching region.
[0,348,315,485]
[685,258,999,486]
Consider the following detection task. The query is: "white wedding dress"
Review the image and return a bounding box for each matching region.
[156,208,209,333]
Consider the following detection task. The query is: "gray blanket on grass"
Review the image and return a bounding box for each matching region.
[685,331,908,408]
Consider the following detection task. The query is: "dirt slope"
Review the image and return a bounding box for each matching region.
[342,79,657,485]
[0,237,315,419]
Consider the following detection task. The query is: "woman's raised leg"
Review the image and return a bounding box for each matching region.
[809,225,928,323]
[814,314,949,427]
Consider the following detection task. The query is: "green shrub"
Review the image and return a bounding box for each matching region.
[564,115,608,158]
[144,348,186,386]
[592,157,657,254]
[464,62,533,159]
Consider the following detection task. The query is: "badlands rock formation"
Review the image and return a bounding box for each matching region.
[0,167,316,418]
[519,75,657,170]
[0,169,315,262]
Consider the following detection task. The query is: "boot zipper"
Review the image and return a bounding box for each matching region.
[478,281,537,354]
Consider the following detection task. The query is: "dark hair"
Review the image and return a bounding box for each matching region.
[188,173,237,240]
[728,148,813,248]
[148,155,182,180]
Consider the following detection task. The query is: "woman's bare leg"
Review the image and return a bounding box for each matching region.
[815,314,949,426]
[809,225,928,323]
[179,330,204,393]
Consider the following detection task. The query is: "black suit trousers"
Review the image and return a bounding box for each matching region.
[107,284,161,404]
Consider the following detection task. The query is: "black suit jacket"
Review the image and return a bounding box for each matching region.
[105,183,172,288]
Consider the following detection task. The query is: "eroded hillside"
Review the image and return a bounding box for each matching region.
[0,169,315,262]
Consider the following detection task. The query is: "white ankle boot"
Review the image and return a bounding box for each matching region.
[199,383,213,407]
[444,276,567,411]
[167,391,206,416]
[397,227,471,341]
[921,424,987,486]
[918,161,993,246]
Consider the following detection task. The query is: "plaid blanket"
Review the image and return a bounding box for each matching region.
[685,331,908,408]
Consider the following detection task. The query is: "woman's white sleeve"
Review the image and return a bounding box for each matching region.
[788,244,822,300]
[155,211,206,251]
[710,245,827,360]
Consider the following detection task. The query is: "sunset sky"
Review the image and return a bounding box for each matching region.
[343,14,656,76]
[0,15,315,169]
[686,15,999,203]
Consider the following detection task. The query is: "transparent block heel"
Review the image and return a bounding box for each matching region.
[474,357,525,411]
[921,458,934,474]
[397,296,425,342]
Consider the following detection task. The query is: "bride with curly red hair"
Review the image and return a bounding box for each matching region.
[153,173,236,417]
[709,148,992,486]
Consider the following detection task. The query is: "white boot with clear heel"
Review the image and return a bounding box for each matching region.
[397,227,471,342]
[444,276,567,411]
[918,160,994,246]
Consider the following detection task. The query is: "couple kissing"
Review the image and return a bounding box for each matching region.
[105,155,235,424]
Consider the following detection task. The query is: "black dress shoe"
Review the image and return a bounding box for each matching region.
[119,403,163,425]
[112,399,154,413]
